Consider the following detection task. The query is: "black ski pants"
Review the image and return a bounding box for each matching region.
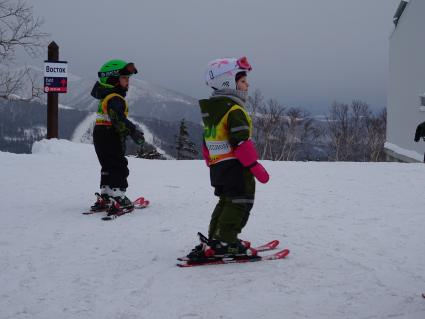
[93,125,129,190]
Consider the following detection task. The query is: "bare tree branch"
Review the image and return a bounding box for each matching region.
[248,90,321,161]
[0,0,47,63]
[0,0,47,100]
[248,91,384,162]
[326,100,386,161]
[0,66,41,101]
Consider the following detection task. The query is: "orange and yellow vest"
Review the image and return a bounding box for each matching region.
[204,104,252,165]
[95,93,129,126]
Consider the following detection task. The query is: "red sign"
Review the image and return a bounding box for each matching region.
[44,77,67,93]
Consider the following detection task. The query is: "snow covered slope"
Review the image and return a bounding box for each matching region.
[1,139,425,319]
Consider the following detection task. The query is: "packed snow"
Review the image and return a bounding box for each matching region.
[1,139,425,319]
[385,142,423,162]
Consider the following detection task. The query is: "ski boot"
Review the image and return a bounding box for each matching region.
[240,239,251,249]
[90,192,111,212]
[188,233,251,253]
[186,232,257,261]
[107,191,134,216]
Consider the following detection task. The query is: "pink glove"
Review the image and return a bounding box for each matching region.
[234,140,270,184]
[201,143,210,167]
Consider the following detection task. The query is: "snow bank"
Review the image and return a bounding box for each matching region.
[385,141,423,162]
[1,141,425,319]
[32,138,93,157]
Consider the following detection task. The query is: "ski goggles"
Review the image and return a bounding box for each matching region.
[236,57,252,71]
[98,63,138,78]
[120,62,138,76]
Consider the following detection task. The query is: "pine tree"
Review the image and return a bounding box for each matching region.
[175,119,198,160]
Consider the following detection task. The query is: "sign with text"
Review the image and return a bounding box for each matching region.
[44,61,68,93]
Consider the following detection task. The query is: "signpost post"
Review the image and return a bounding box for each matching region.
[45,41,68,139]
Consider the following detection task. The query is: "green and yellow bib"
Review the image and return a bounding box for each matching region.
[204,105,252,165]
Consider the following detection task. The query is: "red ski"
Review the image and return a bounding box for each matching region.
[133,197,150,209]
[255,240,280,252]
[101,197,150,221]
[177,239,279,262]
[83,196,149,215]
[177,248,290,268]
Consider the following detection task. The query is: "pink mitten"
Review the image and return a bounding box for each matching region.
[249,163,270,183]
[201,143,210,167]
[234,140,270,184]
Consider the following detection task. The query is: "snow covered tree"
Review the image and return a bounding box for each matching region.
[175,118,198,160]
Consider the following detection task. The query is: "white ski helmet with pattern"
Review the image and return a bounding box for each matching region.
[205,56,252,90]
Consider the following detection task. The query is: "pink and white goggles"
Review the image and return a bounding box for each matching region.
[236,56,252,71]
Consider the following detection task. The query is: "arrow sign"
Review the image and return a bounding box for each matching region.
[44,60,68,93]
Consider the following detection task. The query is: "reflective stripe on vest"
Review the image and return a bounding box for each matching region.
[95,93,129,126]
[204,104,252,165]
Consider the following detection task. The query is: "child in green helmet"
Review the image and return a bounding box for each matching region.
[89,60,145,214]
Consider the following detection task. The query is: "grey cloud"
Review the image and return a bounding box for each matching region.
[29,0,400,114]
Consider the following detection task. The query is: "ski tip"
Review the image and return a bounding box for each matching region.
[269,240,280,249]
[279,249,290,257]
[177,257,189,261]
[134,203,149,209]
[134,199,150,209]
[82,209,105,215]
[272,249,290,259]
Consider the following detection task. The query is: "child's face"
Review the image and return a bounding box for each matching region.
[119,76,130,89]
[236,76,249,92]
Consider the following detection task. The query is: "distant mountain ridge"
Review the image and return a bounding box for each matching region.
[0,66,204,155]
[19,66,202,123]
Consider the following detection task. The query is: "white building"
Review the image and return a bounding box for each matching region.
[385,0,425,162]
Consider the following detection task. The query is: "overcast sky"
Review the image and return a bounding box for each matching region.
[29,0,400,113]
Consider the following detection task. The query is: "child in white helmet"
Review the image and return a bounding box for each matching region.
[186,57,270,260]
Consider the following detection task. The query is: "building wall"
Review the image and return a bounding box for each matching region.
[387,0,425,159]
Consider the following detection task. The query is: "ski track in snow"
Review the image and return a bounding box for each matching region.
[0,139,425,319]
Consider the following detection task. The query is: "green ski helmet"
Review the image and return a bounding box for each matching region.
[98,59,138,86]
